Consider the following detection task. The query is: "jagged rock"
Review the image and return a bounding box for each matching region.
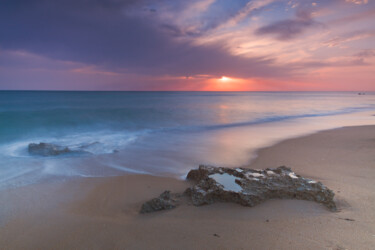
[140,166,337,214]
[185,165,337,211]
[28,142,87,156]
[140,191,178,213]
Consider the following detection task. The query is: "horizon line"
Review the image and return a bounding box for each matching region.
[0,90,373,93]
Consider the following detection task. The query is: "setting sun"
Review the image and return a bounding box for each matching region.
[219,76,231,81]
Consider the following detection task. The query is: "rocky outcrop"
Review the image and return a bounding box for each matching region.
[140,191,179,213]
[28,142,87,156]
[140,165,337,213]
[185,165,336,211]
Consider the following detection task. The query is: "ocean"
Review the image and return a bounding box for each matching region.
[1,91,375,189]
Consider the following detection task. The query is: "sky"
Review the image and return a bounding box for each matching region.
[0,0,374,91]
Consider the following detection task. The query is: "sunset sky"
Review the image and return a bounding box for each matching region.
[1,0,374,91]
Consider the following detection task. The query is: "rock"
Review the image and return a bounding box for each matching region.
[28,142,88,156]
[140,191,178,213]
[140,165,337,214]
[185,165,337,211]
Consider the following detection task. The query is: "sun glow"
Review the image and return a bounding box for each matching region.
[219,76,231,81]
[202,76,253,91]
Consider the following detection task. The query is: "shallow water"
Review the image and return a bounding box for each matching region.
[1,91,375,189]
[210,173,242,192]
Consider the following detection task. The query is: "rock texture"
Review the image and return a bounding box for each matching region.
[140,191,179,213]
[185,165,337,211]
[28,142,87,156]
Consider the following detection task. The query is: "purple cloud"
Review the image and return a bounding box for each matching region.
[0,0,287,81]
[0,0,374,90]
[255,7,318,40]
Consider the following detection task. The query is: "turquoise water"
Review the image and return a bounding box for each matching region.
[1,91,375,189]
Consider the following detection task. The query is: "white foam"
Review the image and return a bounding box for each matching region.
[0,167,37,183]
[55,131,138,155]
[0,141,30,157]
[210,173,242,192]
[246,172,264,178]
[106,163,151,175]
[0,130,140,158]
[288,172,299,179]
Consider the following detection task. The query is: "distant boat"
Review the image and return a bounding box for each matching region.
[358,92,366,95]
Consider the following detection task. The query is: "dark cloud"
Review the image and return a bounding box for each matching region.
[0,0,286,79]
[140,0,252,37]
[255,7,317,40]
[185,0,251,35]
[287,57,369,70]
[355,49,375,58]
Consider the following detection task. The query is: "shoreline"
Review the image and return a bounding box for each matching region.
[1,125,375,249]
[1,110,374,190]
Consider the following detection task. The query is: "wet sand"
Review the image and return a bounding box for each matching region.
[1,125,375,249]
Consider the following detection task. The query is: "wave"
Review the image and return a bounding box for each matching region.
[0,130,142,158]
[160,105,375,133]
[1,104,374,159]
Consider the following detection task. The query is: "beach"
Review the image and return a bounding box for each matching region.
[2,0,375,248]
[1,125,374,249]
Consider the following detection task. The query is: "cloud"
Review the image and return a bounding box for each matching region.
[322,30,375,47]
[354,49,375,58]
[146,0,254,37]
[287,57,369,70]
[0,0,374,90]
[345,0,368,5]
[328,8,375,26]
[129,0,276,39]
[255,6,319,40]
[0,0,287,80]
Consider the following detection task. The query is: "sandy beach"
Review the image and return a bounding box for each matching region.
[2,0,375,248]
[1,125,374,250]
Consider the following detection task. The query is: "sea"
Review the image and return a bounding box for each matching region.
[1,91,375,189]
